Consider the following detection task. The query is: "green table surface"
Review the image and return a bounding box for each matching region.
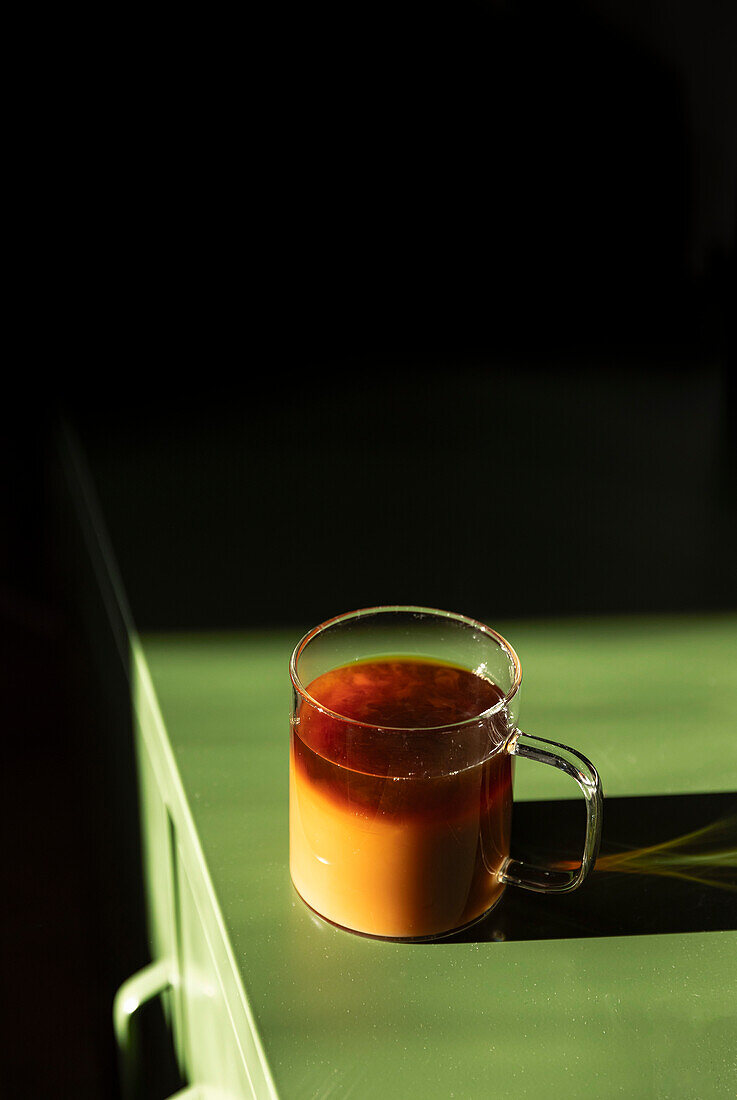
[138,615,737,1099]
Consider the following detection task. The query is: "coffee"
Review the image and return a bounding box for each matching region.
[289,657,512,938]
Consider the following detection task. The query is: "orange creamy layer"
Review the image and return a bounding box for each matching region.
[292,734,510,932]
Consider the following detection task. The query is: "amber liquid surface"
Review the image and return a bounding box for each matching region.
[289,657,512,938]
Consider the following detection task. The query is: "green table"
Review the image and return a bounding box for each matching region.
[119,615,737,1099]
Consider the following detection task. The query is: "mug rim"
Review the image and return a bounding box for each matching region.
[289,605,522,732]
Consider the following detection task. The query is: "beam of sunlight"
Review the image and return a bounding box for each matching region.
[556,816,737,891]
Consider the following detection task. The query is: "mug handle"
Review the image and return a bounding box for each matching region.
[500,730,603,893]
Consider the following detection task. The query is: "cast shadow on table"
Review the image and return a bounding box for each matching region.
[445,791,737,943]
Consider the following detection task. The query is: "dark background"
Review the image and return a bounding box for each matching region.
[59,0,737,631]
[3,0,736,1094]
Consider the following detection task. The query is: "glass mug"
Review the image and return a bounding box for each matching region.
[289,606,602,941]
